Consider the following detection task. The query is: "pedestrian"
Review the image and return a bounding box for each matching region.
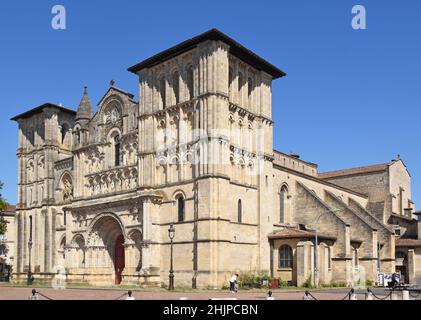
[229,273,239,293]
[5,265,10,282]
[391,273,398,288]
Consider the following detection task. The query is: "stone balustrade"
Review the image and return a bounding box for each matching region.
[85,164,138,196]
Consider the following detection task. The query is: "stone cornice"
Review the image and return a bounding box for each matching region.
[85,164,137,179]
[69,197,142,214]
[72,142,105,154]
[54,157,73,171]
[139,100,195,119]
[229,102,273,125]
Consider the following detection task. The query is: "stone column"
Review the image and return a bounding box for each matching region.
[141,199,152,272]
[296,241,314,287]
[408,249,416,285]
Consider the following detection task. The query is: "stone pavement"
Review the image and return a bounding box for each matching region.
[0,286,415,300]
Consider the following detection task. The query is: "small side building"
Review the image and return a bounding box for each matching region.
[0,205,16,282]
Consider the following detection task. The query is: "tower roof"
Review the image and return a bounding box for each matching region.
[10,103,76,121]
[128,28,286,79]
[75,85,93,121]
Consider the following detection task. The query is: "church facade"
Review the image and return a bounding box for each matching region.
[11,29,421,288]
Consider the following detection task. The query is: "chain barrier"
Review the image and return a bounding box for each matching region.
[29,289,53,300]
[368,288,393,300]
[303,290,318,300]
[114,290,135,300]
[29,289,136,300]
[341,288,355,300]
[409,290,421,298]
[114,292,128,300]
[303,287,402,301]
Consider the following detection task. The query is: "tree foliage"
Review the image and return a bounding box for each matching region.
[0,221,6,235]
[0,181,9,235]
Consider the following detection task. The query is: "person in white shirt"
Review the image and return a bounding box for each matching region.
[229,274,239,293]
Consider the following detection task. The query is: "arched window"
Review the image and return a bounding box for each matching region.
[76,129,81,144]
[279,245,293,269]
[238,72,243,93]
[159,77,166,109]
[172,71,180,105]
[238,199,242,223]
[61,123,69,144]
[247,77,253,98]
[186,65,194,100]
[177,196,185,222]
[352,247,359,268]
[228,67,234,98]
[327,246,332,269]
[114,135,121,166]
[280,186,288,223]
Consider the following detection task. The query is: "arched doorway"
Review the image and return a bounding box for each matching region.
[114,234,125,284]
[88,214,126,285]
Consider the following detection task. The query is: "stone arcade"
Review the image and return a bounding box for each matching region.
[11,29,421,288]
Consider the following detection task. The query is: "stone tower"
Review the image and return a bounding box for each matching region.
[11,104,75,275]
[128,29,285,287]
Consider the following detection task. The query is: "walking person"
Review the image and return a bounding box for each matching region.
[229,273,239,293]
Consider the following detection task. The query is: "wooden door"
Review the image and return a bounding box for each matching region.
[114,234,125,285]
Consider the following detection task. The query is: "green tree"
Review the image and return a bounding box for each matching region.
[0,181,9,235]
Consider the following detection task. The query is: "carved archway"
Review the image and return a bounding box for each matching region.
[87,213,126,284]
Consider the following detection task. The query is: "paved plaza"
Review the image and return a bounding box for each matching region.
[0,285,417,300]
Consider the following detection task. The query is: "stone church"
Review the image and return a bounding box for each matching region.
[11,29,421,288]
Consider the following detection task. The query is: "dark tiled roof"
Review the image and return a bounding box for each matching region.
[128,28,286,79]
[268,228,336,241]
[396,238,421,247]
[319,163,389,180]
[10,103,76,121]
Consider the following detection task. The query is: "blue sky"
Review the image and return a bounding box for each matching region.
[0,0,420,206]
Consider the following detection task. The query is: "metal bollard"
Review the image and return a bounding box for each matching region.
[125,290,135,300]
[303,291,312,300]
[267,290,275,300]
[402,290,409,301]
[365,289,373,300]
[29,289,39,300]
[349,288,357,300]
[391,291,399,300]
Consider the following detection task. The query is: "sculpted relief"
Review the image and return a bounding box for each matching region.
[61,174,73,202]
[104,106,121,125]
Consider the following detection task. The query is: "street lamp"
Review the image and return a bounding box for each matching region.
[27,215,34,286]
[168,224,175,291]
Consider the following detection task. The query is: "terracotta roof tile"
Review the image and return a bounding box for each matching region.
[319,163,389,180]
[396,238,421,247]
[268,228,336,241]
[5,205,16,212]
